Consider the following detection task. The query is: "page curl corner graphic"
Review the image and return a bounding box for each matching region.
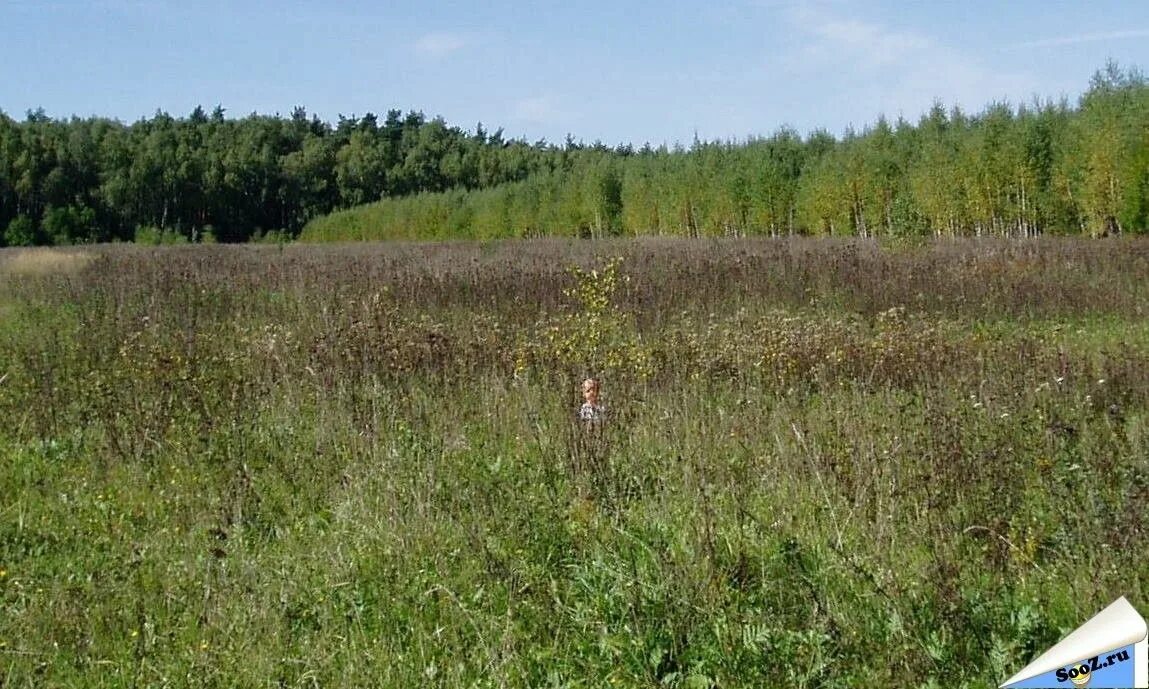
[1001,597,1148,689]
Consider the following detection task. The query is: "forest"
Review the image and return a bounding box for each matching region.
[1,62,1147,246]
[0,107,554,245]
[303,63,1149,242]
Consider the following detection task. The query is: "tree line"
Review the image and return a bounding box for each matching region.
[2,63,1147,246]
[303,63,1149,242]
[0,105,570,245]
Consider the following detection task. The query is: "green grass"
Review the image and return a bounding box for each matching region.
[1,239,1147,687]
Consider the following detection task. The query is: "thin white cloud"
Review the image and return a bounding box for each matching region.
[512,96,560,123]
[1014,29,1149,49]
[784,5,932,71]
[806,17,931,68]
[780,5,1036,122]
[413,31,469,59]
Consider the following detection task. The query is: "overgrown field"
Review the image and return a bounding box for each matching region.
[1,238,1147,688]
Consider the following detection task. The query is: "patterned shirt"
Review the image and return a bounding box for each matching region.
[579,402,605,423]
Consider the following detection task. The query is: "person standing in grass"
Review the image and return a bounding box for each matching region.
[571,376,608,493]
[578,377,605,425]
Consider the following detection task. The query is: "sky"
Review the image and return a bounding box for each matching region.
[2,0,1148,147]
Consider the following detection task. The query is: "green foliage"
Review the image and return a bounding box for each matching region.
[42,204,100,245]
[0,107,559,245]
[250,228,291,245]
[133,225,189,245]
[4,215,37,246]
[514,256,653,383]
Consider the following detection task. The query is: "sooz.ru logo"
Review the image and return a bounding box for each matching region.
[1056,648,1132,686]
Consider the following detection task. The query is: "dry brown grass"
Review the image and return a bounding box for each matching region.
[0,247,96,277]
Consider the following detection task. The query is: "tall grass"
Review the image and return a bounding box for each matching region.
[1,238,1146,687]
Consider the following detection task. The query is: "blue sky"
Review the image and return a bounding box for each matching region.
[2,0,1148,146]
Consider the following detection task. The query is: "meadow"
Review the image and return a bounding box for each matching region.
[1,237,1147,687]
